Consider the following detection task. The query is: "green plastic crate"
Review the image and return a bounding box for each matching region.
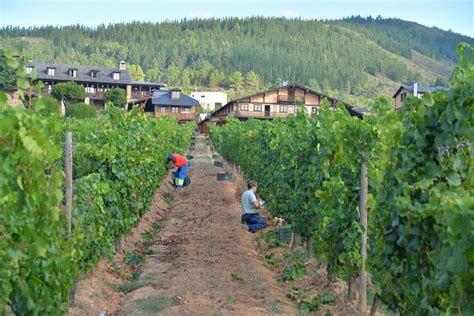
[214,161,224,167]
[216,172,232,181]
[278,225,292,243]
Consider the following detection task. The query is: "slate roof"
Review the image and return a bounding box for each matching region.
[392,84,449,98]
[28,62,132,85]
[148,90,200,107]
[131,81,165,87]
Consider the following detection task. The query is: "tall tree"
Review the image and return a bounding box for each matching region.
[129,64,145,81]
[145,68,162,82]
[209,70,225,88]
[166,65,181,87]
[181,68,192,87]
[245,71,260,90]
[1,17,469,97]
[229,71,244,90]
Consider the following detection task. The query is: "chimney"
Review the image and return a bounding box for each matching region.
[119,60,127,70]
[413,81,418,98]
[282,80,289,87]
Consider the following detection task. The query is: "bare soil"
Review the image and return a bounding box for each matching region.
[69,135,295,315]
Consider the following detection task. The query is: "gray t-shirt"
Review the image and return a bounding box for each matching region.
[241,190,257,215]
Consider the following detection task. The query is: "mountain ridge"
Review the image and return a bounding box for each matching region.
[1,17,472,101]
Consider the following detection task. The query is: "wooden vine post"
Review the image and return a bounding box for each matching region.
[359,156,368,315]
[65,132,73,236]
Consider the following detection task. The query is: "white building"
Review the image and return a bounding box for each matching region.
[190,91,227,111]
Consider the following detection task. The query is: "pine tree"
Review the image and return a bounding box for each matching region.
[245,71,260,90]
[229,71,244,90]
[129,64,145,81]
[209,70,225,88]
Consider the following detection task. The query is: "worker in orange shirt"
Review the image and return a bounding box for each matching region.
[168,153,189,189]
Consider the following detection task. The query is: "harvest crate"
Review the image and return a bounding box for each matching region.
[216,172,232,181]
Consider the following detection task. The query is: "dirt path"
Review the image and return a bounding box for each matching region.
[116,135,294,315]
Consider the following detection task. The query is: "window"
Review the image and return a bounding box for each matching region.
[201,95,206,98]
[183,108,190,113]
[254,104,262,112]
[27,66,34,74]
[311,107,318,114]
[240,103,249,111]
[47,68,55,76]
[69,69,77,77]
[172,107,179,113]
[288,105,294,113]
[279,105,288,113]
[113,72,120,80]
[160,107,166,113]
[91,70,99,78]
[171,90,181,99]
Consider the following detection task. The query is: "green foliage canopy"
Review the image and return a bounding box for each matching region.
[51,81,85,104]
[104,87,127,107]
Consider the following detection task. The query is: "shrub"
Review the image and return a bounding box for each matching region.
[65,102,96,119]
[34,95,60,116]
[104,88,127,108]
[51,81,85,104]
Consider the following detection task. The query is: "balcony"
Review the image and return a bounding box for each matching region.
[155,112,196,121]
[86,92,105,99]
[232,110,289,119]
[277,95,305,103]
[131,91,152,99]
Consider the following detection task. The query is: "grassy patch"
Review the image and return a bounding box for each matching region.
[110,262,131,279]
[226,297,236,305]
[141,231,153,243]
[263,252,282,270]
[287,287,336,313]
[145,249,154,255]
[279,251,308,282]
[256,228,288,250]
[267,299,285,314]
[124,252,145,265]
[230,273,244,283]
[115,279,149,293]
[286,287,312,301]
[121,295,176,315]
[164,197,173,206]
[298,292,336,313]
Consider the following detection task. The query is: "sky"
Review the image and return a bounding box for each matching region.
[0,0,473,37]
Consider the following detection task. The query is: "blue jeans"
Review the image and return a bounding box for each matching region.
[175,163,189,187]
[242,213,268,232]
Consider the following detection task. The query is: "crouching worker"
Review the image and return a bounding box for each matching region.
[241,180,268,233]
[168,153,189,189]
